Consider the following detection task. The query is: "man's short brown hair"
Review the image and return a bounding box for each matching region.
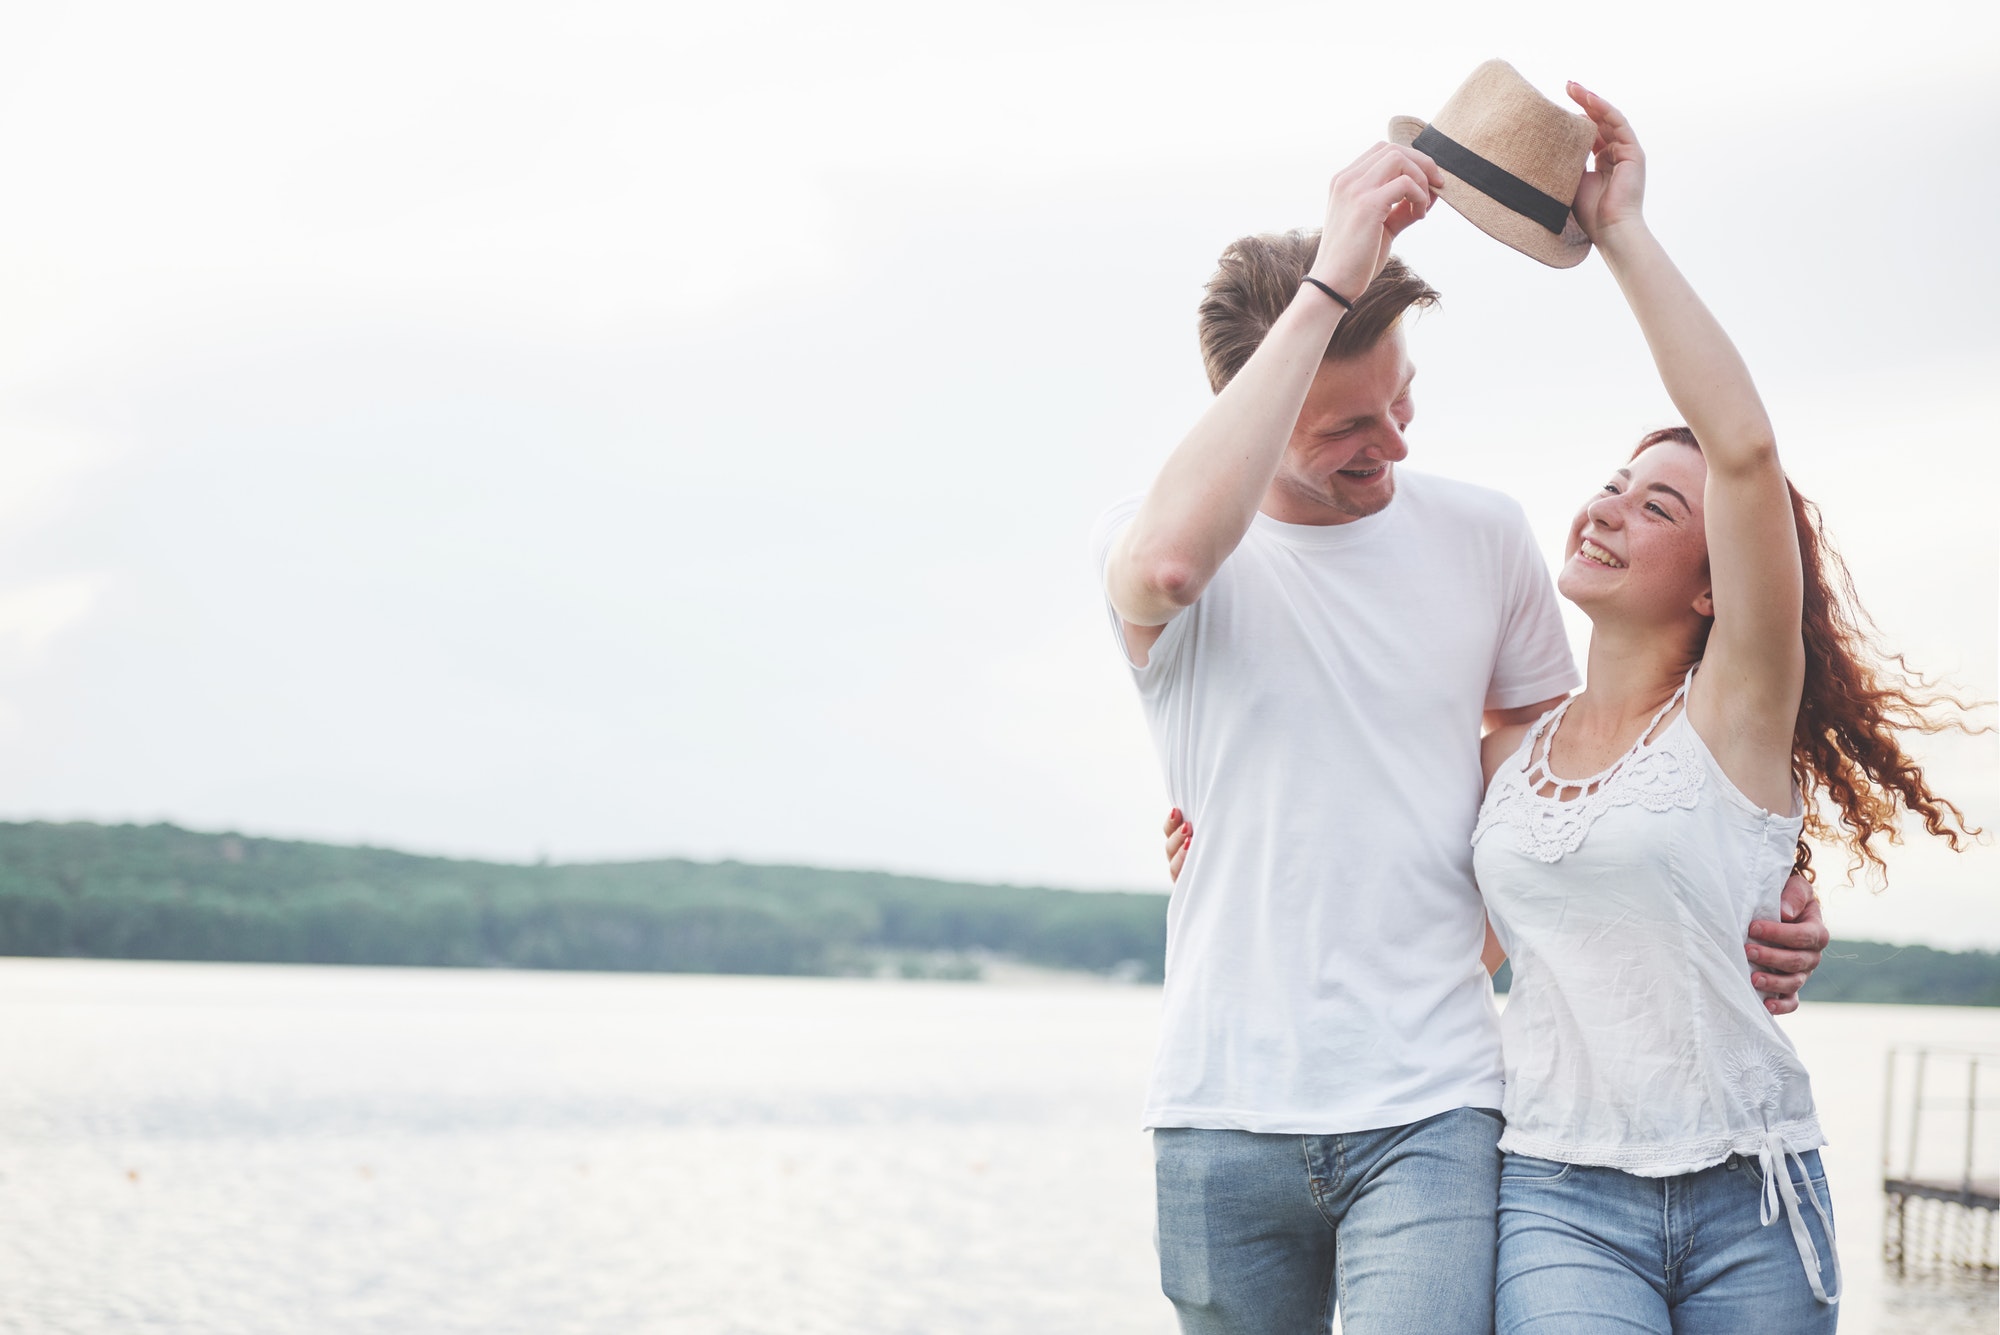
[1197,232,1439,393]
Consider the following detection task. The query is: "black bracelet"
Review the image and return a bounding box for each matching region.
[1300,276,1354,312]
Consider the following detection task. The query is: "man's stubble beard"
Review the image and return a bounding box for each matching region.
[1329,468,1396,520]
[1276,464,1397,522]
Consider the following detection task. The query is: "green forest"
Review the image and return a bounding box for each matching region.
[1,821,1994,1004]
[0,821,1169,980]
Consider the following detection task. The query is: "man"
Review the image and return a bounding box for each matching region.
[1091,142,1828,1334]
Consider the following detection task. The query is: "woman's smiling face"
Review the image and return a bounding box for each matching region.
[1558,439,1714,626]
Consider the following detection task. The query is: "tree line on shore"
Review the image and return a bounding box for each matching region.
[0,821,1168,980]
[0,821,1993,1005]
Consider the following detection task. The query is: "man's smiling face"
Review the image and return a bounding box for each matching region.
[1266,325,1415,525]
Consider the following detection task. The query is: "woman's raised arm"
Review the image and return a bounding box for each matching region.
[1571,83,1804,786]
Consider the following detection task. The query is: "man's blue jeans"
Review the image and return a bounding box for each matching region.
[1153,1107,1504,1334]
[1494,1150,1839,1334]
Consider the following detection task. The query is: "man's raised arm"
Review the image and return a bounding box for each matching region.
[1105,144,1442,654]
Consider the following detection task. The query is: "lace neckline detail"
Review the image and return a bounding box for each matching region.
[1524,671,1692,802]
[1473,669,1706,863]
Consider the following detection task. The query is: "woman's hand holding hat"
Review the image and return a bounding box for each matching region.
[1567,82,1648,246]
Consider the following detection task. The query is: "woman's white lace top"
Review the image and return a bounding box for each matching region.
[1472,673,1824,1177]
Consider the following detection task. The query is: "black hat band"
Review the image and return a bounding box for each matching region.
[1412,125,1573,236]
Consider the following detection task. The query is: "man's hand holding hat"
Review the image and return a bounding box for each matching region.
[1307,142,1444,308]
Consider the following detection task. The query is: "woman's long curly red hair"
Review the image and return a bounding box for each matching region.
[1637,427,1989,884]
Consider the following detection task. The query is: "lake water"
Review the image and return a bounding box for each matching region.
[1,958,1995,1334]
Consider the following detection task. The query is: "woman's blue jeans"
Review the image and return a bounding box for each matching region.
[1153,1107,1504,1334]
[1495,1149,1840,1334]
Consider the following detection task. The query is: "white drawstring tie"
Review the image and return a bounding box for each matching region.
[1757,1131,1841,1305]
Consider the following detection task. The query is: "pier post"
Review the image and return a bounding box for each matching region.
[1882,1048,1896,1179]
[1908,1049,1927,1177]
[1965,1058,1979,1205]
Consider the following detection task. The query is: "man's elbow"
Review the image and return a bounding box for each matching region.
[1142,557,1204,609]
[1110,541,1206,619]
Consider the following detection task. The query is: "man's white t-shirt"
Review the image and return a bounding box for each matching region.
[1093,469,1579,1134]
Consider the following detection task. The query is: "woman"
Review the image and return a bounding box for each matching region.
[1165,84,1982,1331]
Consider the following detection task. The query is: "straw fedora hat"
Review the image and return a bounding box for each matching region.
[1389,60,1597,268]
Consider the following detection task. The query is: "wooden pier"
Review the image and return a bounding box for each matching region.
[1881,1046,1999,1276]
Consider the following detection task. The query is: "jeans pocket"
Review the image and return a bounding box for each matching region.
[1500,1153,1572,1183]
[1741,1148,1825,1194]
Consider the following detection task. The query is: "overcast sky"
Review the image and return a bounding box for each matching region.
[0,1,1994,947]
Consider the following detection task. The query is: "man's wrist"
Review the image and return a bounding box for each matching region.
[1305,263,1366,300]
[1299,276,1354,312]
[1280,280,1350,337]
